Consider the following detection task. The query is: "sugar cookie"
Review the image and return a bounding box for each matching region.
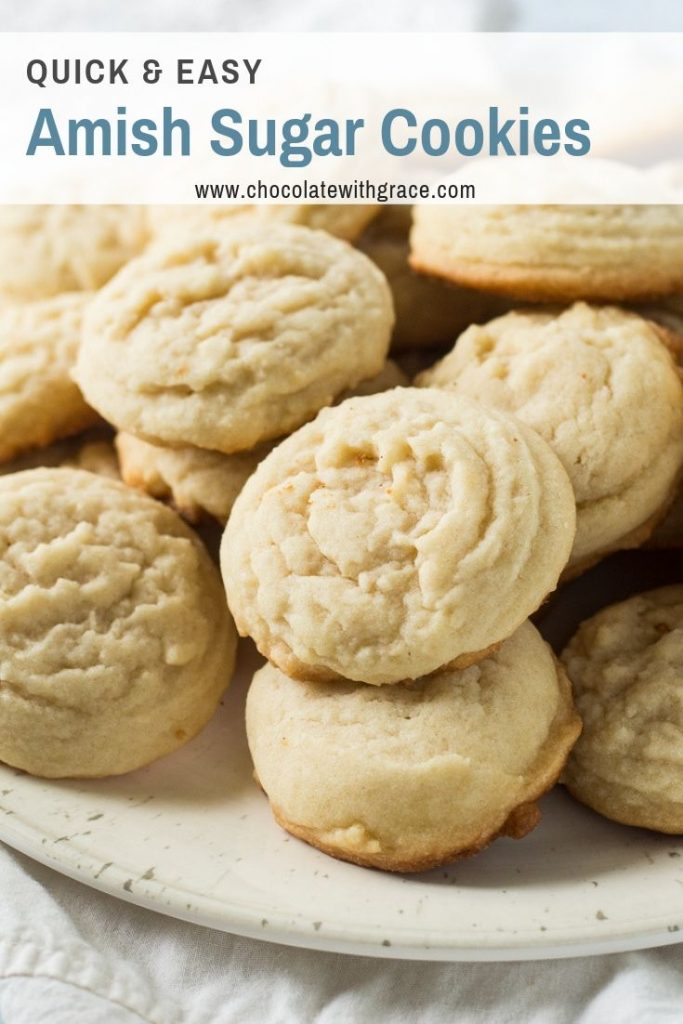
[410,205,683,302]
[0,468,236,778]
[418,303,683,572]
[247,621,581,871]
[222,388,575,685]
[0,293,99,462]
[562,586,683,833]
[75,224,394,453]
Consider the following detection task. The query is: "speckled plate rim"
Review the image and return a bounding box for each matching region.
[1,805,682,963]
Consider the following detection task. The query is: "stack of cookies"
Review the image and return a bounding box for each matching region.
[223,387,582,869]
[0,198,681,873]
[222,201,683,869]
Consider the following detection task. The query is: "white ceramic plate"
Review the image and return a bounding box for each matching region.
[1,553,683,962]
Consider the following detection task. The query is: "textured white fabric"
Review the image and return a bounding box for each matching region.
[2,2,683,1022]
[1,842,683,1024]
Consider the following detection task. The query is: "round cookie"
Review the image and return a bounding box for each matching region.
[410,204,683,302]
[0,293,100,463]
[418,303,683,573]
[222,387,576,685]
[75,223,394,454]
[247,621,581,872]
[115,361,407,524]
[358,206,509,350]
[561,586,683,833]
[0,205,149,302]
[0,468,236,778]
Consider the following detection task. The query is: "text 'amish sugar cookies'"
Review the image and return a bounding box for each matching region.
[75,223,394,454]
[0,468,236,778]
[222,387,576,686]
[246,621,581,872]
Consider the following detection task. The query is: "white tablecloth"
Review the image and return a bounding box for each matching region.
[0,841,682,1024]
[2,1,683,1021]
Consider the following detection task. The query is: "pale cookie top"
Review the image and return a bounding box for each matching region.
[114,361,407,524]
[247,621,580,869]
[149,204,378,242]
[0,206,150,302]
[75,223,394,453]
[418,304,683,567]
[0,468,236,776]
[561,586,683,830]
[222,388,576,686]
[410,205,683,302]
[0,293,99,462]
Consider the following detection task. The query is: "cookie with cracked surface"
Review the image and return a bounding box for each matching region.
[115,361,407,525]
[0,468,236,778]
[75,223,394,454]
[247,621,581,872]
[561,586,683,833]
[222,387,576,686]
[358,206,509,350]
[149,204,378,242]
[0,293,100,463]
[410,205,683,302]
[418,303,683,574]
[0,205,149,302]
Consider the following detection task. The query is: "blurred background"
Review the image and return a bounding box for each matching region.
[2,0,683,31]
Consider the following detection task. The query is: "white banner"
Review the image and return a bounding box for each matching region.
[0,32,681,203]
